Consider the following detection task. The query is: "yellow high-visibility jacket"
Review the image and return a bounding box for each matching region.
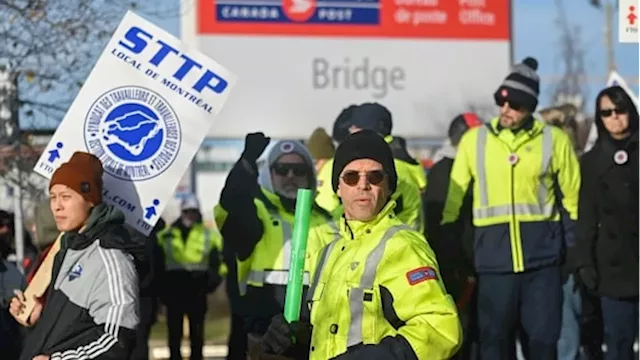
[442,117,580,273]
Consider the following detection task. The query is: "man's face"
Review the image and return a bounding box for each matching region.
[181,209,200,227]
[270,153,310,198]
[49,184,93,232]
[498,100,529,129]
[337,159,390,222]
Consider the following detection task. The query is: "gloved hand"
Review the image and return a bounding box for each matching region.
[260,314,312,355]
[242,132,270,163]
[578,266,598,290]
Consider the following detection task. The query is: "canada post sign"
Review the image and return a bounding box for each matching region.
[34,11,238,235]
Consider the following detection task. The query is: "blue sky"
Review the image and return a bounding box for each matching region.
[514,0,639,109]
[146,0,638,113]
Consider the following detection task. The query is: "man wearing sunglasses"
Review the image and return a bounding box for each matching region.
[249,129,462,360]
[315,103,425,233]
[216,132,335,358]
[441,57,581,360]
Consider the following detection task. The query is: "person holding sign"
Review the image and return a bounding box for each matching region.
[216,132,336,355]
[9,152,145,360]
[252,130,462,360]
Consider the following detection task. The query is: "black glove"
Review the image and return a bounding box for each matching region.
[262,314,311,355]
[578,266,598,290]
[242,132,270,163]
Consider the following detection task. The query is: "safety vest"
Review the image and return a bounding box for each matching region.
[442,117,580,273]
[384,135,428,192]
[159,224,215,272]
[306,201,461,359]
[315,157,424,232]
[237,189,337,294]
[315,159,339,215]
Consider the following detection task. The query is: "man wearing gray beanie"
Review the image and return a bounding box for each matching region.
[251,130,462,360]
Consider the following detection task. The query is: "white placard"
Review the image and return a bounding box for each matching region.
[33,11,238,235]
[619,0,639,43]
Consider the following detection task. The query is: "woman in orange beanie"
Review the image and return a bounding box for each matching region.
[9,151,146,360]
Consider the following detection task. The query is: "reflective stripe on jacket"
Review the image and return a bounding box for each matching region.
[307,201,462,359]
[442,117,580,273]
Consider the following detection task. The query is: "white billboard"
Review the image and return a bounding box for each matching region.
[182,0,512,138]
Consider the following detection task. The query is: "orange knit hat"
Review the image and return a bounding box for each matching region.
[49,152,103,205]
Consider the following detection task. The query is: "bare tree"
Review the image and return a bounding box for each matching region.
[550,0,589,111]
[0,0,178,202]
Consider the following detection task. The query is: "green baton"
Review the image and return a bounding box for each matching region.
[283,188,313,323]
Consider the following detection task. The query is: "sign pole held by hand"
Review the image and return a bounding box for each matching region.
[283,188,313,323]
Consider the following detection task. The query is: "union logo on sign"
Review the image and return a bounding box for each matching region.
[83,86,182,181]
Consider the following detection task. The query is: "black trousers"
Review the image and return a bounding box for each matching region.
[580,288,604,360]
[129,296,158,360]
[600,296,639,360]
[166,295,207,360]
[227,313,248,359]
[477,266,562,360]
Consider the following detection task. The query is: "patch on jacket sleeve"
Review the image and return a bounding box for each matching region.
[406,266,438,286]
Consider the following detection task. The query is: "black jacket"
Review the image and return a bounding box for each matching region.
[20,204,145,360]
[576,132,639,299]
[219,156,332,335]
[423,148,474,299]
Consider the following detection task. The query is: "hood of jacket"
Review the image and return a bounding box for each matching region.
[33,200,59,250]
[595,91,639,149]
[257,140,317,197]
[63,203,146,261]
[432,142,457,164]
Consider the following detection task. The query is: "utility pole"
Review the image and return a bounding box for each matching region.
[604,1,617,72]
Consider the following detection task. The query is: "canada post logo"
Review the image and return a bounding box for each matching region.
[84,86,182,182]
[215,0,380,25]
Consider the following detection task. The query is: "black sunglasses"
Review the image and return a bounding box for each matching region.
[495,98,524,111]
[271,163,308,177]
[341,170,385,187]
[600,107,628,117]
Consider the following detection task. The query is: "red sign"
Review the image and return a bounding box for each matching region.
[197,0,510,40]
[628,5,637,25]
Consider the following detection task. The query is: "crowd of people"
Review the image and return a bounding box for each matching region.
[0,55,637,360]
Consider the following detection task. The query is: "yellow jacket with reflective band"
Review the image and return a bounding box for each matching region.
[158,223,222,273]
[315,158,424,232]
[224,188,336,293]
[442,118,580,273]
[384,135,428,192]
[306,201,462,360]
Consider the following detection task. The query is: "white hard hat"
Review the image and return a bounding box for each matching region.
[180,194,200,211]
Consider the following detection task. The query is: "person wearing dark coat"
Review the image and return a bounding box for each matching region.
[128,218,166,360]
[423,112,482,360]
[576,85,639,360]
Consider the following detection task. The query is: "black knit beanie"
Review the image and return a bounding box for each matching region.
[494,57,540,113]
[331,129,397,194]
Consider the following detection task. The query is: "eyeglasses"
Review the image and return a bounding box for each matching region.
[600,107,628,117]
[271,163,308,177]
[496,98,523,111]
[340,170,385,187]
